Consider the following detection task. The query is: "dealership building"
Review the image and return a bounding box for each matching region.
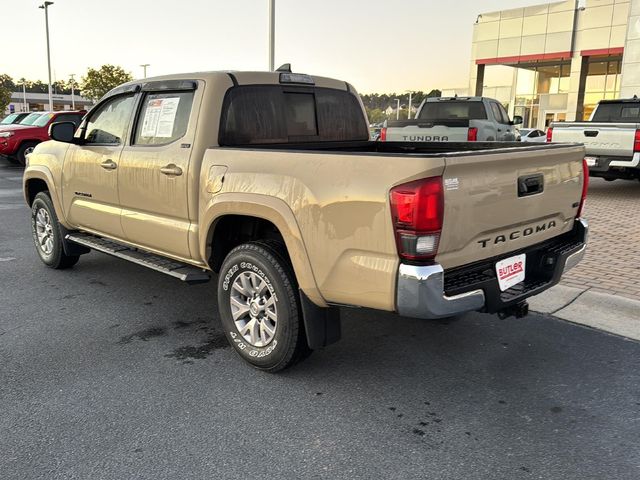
[466,0,640,129]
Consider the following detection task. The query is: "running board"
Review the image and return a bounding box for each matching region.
[65,233,211,284]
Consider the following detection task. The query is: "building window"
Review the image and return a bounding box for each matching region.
[583,58,622,120]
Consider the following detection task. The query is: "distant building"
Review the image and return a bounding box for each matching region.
[4,91,94,115]
[466,0,640,129]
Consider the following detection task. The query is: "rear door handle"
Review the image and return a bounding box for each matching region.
[100,159,117,170]
[160,164,183,176]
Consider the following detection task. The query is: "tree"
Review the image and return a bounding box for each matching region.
[366,108,387,124]
[0,74,15,91]
[0,85,11,115]
[81,65,133,101]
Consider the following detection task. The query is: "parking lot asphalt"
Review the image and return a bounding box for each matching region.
[1,161,639,480]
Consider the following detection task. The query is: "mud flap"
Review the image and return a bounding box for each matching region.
[299,291,341,349]
[58,224,91,257]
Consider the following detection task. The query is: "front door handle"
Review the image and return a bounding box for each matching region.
[160,164,183,176]
[100,159,117,170]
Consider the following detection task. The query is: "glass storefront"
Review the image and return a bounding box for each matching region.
[512,63,571,129]
[583,57,622,120]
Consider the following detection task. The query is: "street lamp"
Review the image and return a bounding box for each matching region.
[394,98,400,120]
[140,64,150,78]
[39,1,54,112]
[20,78,28,112]
[406,90,413,120]
[69,74,76,110]
[268,0,275,71]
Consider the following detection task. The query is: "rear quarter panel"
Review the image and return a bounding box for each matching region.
[200,148,445,311]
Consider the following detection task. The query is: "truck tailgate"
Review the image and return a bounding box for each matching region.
[436,144,585,270]
[552,123,638,156]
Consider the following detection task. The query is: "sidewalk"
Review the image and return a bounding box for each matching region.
[530,284,640,342]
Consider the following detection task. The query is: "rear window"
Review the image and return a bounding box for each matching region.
[591,102,640,122]
[418,100,487,120]
[418,101,488,121]
[219,86,368,146]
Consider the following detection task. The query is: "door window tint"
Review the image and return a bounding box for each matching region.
[85,94,135,145]
[497,103,510,124]
[133,91,194,145]
[418,101,488,121]
[219,86,368,145]
[490,103,506,124]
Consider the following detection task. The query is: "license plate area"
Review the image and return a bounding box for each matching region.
[495,254,526,291]
[585,156,598,167]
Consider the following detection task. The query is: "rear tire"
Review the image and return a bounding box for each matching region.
[31,192,80,269]
[16,141,38,166]
[217,241,311,372]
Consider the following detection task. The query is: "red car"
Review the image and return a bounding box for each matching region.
[0,110,86,165]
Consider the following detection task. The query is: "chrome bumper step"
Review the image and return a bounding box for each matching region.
[65,233,211,284]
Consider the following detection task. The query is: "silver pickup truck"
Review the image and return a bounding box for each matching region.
[549,98,640,181]
[381,97,522,143]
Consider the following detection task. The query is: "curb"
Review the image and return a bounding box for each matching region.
[529,284,640,342]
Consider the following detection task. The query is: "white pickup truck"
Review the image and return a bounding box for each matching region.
[381,97,522,143]
[549,98,640,181]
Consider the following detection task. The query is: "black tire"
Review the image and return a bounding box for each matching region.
[31,192,80,269]
[16,141,38,166]
[604,178,616,182]
[217,241,311,372]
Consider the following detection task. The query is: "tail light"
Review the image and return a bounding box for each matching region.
[390,177,444,261]
[634,129,640,152]
[577,158,589,218]
[467,127,478,142]
[379,127,387,141]
[546,127,553,142]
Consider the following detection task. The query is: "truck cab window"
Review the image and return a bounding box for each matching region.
[84,94,136,145]
[133,91,195,146]
[219,86,368,145]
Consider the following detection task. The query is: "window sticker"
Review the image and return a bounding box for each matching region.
[140,97,181,138]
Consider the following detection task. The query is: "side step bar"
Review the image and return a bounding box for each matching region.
[66,233,211,284]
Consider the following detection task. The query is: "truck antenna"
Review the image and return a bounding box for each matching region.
[276,63,292,73]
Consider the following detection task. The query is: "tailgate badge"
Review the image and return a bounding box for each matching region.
[444,178,459,191]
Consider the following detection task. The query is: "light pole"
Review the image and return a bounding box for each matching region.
[140,64,150,78]
[39,2,54,112]
[405,90,413,119]
[69,74,76,110]
[394,98,400,120]
[268,0,275,71]
[20,79,28,112]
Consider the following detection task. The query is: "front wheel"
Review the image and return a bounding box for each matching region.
[217,241,311,372]
[16,141,38,166]
[31,192,80,269]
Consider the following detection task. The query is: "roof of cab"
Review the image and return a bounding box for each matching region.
[103,70,352,100]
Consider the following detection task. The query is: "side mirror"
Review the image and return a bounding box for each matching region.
[49,121,76,143]
[512,115,523,125]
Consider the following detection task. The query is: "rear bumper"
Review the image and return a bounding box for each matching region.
[396,218,588,319]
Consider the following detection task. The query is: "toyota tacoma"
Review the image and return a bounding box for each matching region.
[23,69,589,371]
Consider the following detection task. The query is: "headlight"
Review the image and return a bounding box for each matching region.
[0,131,14,138]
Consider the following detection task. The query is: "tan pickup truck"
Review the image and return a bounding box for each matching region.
[23,69,589,372]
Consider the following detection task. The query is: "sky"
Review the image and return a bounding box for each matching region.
[3,0,548,94]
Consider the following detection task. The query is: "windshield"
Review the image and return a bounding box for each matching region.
[520,129,532,135]
[33,113,55,127]
[19,113,44,126]
[418,101,488,121]
[1,114,19,125]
